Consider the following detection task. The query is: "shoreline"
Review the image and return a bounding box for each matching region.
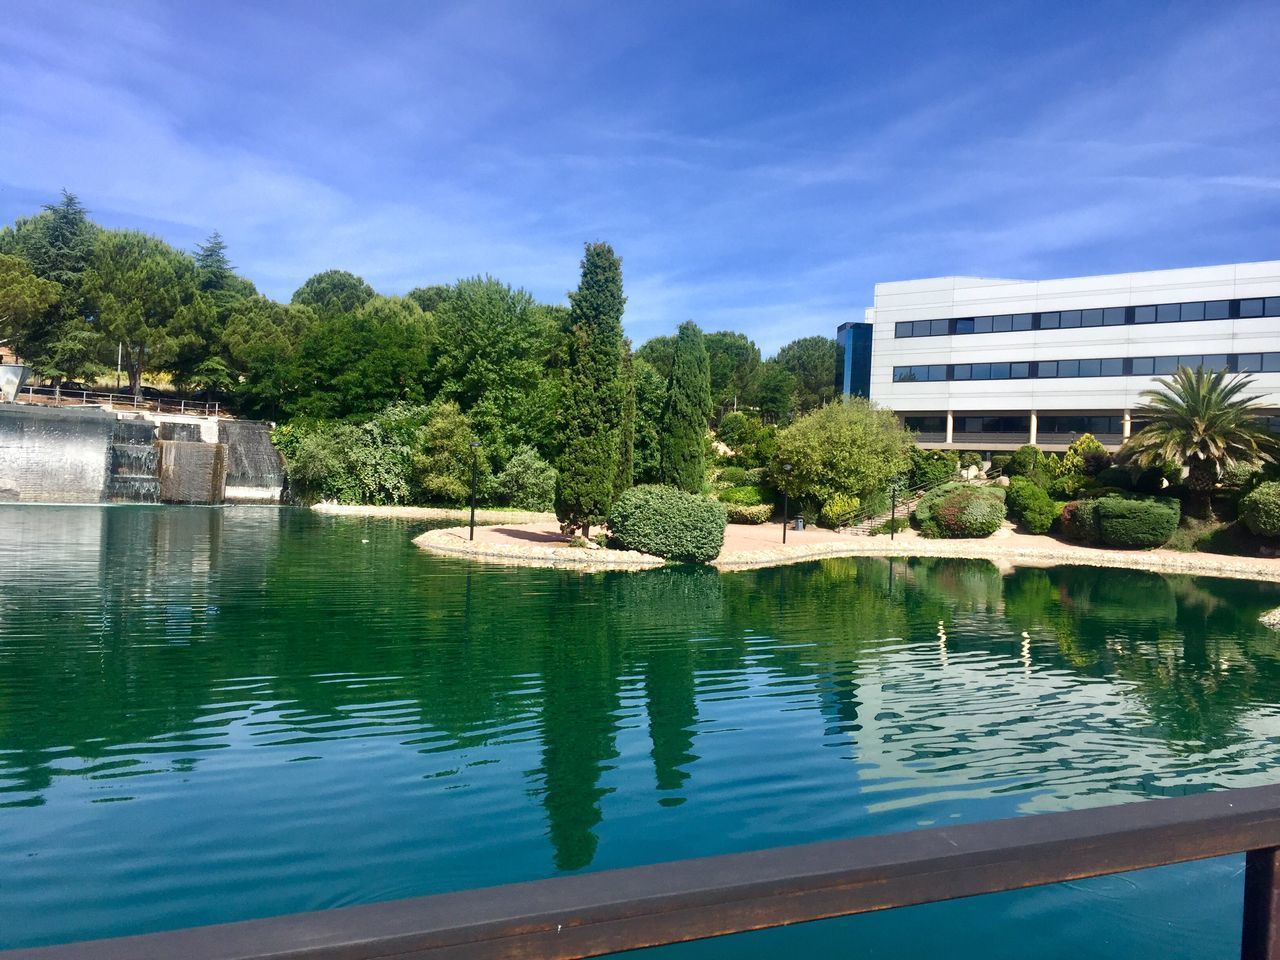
[311,502,556,525]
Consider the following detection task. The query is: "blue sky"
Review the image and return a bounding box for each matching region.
[3,1,1278,353]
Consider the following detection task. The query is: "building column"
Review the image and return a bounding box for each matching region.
[1122,409,1131,440]
[1029,411,1037,446]
[945,411,954,445]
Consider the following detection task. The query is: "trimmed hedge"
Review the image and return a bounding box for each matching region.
[1059,499,1101,544]
[1006,476,1057,534]
[718,484,770,506]
[1095,496,1180,549]
[725,502,772,525]
[914,483,1006,538]
[1095,465,1135,491]
[608,485,728,563]
[717,466,748,485]
[819,492,860,529]
[1241,481,1280,537]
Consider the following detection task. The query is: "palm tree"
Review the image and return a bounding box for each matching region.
[1120,366,1278,518]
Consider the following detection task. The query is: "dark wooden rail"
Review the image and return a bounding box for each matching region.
[9,783,1280,960]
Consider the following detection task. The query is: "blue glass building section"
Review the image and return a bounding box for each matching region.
[838,321,872,398]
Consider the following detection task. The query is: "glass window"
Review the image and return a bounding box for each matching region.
[930,365,947,381]
[911,321,930,336]
[1157,303,1180,322]
[993,315,1012,333]
[905,416,947,433]
[1132,357,1154,375]
[893,367,914,382]
[955,318,974,334]
[990,362,1010,379]
[1060,310,1081,328]
[1038,361,1057,377]
[953,364,972,380]
[974,316,993,333]
[1100,358,1123,376]
[1059,359,1080,377]
[1040,312,1060,329]
[1240,298,1264,317]
[972,363,991,380]
[1012,313,1033,331]
[1011,362,1030,378]
[1179,355,1205,369]
[1082,309,1104,327]
[1103,307,1126,325]
[931,319,950,336]
[1266,298,1280,316]
[1154,356,1178,375]
[1265,354,1280,373]
[1079,359,1102,377]
[1202,354,1228,371]
[1239,353,1263,372]
[895,321,913,338]
[1181,302,1205,321]
[1134,305,1156,323]
[963,418,982,433]
[1205,300,1229,320]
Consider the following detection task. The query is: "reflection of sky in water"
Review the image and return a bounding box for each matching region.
[2,505,1280,958]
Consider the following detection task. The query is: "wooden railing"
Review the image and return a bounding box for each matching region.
[7,783,1280,959]
[18,384,222,417]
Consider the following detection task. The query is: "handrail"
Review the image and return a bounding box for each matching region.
[19,383,221,417]
[8,783,1280,959]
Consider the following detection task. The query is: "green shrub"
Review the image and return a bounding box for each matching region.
[1133,466,1169,494]
[959,451,984,469]
[1007,444,1045,481]
[1095,465,1135,490]
[909,448,958,489]
[1078,485,1128,499]
[1221,461,1262,491]
[990,454,1013,473]
[870,516,910,535]
[1007,476,1057,534]
[724,502,772,525]
[1240,481,1280,537]
[607,485,727,563]
[1082,450,1113,477]
[716,412,752,450]
[819,492,861,529]
[914,483,1006,538]
[1059,499,1101,544]
[718,484,770,506]
[1062,433,1108,475]
[490,444,556,511]
[1047,472,1089,500]
[717,466,748,485]
[1095,496,1181,549]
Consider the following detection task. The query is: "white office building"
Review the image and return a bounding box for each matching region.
[838,260,1280,450]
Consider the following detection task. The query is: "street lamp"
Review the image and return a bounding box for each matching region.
[782,463,792,544]
[889,475,904,541]
[469,441,482,541]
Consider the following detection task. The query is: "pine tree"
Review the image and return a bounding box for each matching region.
[657,321,711,492]
[555,242,628,535]
[194,231,233,291]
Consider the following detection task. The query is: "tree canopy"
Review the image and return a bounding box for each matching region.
[657,320,711,492]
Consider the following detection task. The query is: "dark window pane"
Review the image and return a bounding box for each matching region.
[1101,358,1123,376]
[993,315,1012,332]
[930,365,947,381]
[912,321,931,336]
[1135,305,1156,323]
[1079,359,1102,377]
[1132,357,1154,375]
[974,316,993,333]
[1205,300,1229,320]
[1154,356,1178,374]
[894,367,912,381]
[1179,355,1203,369]
[1041,312,1060,328]
[1240,298,1264,317]
[895,322,913,338]
[1012,313,1033,331]
[973,363,991,379]
[990,362,1010,379]
[931,319,950,336]
[964,418,982,432]
[1082,309,1104,327]
[1059,360,1080,377]
[1157,303,1180,322]
[1060,310,1081,328]
[1038,361,1057,377]
[905,416,947,433]
[1011,362,1030,378]
[1239,353,1262,372]
[955,318,974,334]
[1202,354,1228,371]
[1103,307,1126,325]
[1181,302,1205,321]
[1266,298,1280,316]
[1265,354,1280,373]
[954,364,972,380]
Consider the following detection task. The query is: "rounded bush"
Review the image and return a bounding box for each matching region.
[909,448,958,489]
[914,484,1006,538]
[958,451,984,470]
[1007,445,1045,479]
[1241,481,1280,537]
[1095,465,1135,491]
[1059,499,1101,544]
[1094,496,1180,549]
[717,466,748,485]
[1221,461,1262,490]
[725,502,772,525]
[990,454,1013,473]
[819,492,860,529]
[1047,473,1089,500]
[1007,476,1057,535]
[608,485,728,563]
[718,484,770,506]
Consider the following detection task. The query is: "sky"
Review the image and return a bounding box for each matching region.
[3,0,1279,354]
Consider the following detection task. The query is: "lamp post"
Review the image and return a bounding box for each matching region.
[782,463,792,544]
[889,476,903,541]
[469,441,481,541]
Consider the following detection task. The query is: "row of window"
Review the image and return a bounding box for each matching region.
[893,296,1280,339]
[892,351,1280,383]
[903,414,1127,436]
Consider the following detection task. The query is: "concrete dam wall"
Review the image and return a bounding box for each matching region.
[0,405,284,504]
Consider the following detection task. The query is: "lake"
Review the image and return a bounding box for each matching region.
[3,505,1280,957]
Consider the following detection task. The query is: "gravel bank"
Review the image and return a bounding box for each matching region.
[312,503,556,524]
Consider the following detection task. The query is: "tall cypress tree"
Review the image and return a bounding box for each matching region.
[657,320,711,493]
[616,345,636,496]
[555,242,628,535]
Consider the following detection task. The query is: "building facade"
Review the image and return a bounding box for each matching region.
[841,260,1280,450]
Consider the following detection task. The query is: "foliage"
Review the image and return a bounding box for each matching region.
[1095,465,1136,490]
[607,485,727,563]
[767,398,913,509]
[405,284,452,313]
[1120,367,1278,518]
[958,451,984,470]
[1240,482,1280,538]
[555,243,630,533]
[1094,496,1181,549]
[990,454,1013,473]
[718,484,770,506]
[290,269,375,318]
[413,401,489,504]
[1061,433,1108,475]
[1059,499,1101,544]
[717,466,748,485]
[773,336,838,413]
[716,411,776,468]
[1047,472,1090,500]
[724,502,772,524]
[818,492,861,529]
[914,484,1006,538]
[1221,461,1262,491]
[490,444,557,511]
[0,253,61,355]
[223,296,317,419]
[1006,444,1049,485]
[870,516,910,535]
[1007,476,1058,534]
[704,331,761,412]
[631,356,665,483]
[752,362,796,423]
[716,412,752,451]
[657,320,712,492]
[909,447,958,489]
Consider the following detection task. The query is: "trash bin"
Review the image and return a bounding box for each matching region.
[793,517,805,532]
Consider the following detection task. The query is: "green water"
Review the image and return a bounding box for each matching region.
[3,506,1280,957]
